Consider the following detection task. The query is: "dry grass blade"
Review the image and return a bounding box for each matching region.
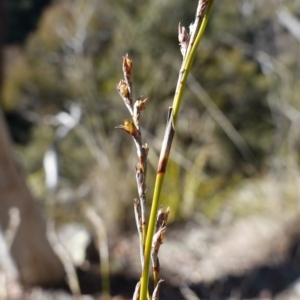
[151,226,167,285]
[157,108,175,174]
[47,221,81,299]
[151,279,164,300]
[133,281,141,300]
[187,73,255,164]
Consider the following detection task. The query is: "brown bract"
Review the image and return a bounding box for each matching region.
[115,119,137,137]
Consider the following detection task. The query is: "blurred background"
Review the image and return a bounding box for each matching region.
[1,0,300,299]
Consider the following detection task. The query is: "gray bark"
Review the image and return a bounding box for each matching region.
[0,109,65,285]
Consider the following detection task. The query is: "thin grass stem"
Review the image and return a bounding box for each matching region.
[172,0,215,124]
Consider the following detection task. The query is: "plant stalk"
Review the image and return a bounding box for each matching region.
[139,1,215,299]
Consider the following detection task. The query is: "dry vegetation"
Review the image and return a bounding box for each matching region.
[1,0,300,299]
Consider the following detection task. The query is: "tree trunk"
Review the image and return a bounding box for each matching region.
[0,108,65,286]
[0,0,65,286]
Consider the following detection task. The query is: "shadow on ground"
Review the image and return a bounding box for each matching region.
[70,259,300,299]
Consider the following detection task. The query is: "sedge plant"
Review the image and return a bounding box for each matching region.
[116,1,215,299]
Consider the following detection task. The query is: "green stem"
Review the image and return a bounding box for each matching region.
[139,2,215,300]
[140,172,164,297]
[172,0,215,124]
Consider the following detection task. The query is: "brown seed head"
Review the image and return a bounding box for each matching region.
[115,119,137,136]
[124,119,136,136]
[123,54,133,77]
[117,80,129,98]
